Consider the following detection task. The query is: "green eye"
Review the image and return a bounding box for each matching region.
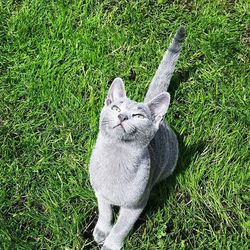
[132,114,145,119]
[111,105,121,112]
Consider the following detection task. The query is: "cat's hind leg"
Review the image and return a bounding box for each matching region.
[93,196,113,245]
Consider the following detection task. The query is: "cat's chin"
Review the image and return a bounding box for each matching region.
[107,133,152,147]
[101,127,125,140]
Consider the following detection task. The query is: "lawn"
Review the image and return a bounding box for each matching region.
[0,0,249,249]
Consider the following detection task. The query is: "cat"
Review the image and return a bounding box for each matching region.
[89,26,186,250]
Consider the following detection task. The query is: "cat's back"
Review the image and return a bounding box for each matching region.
[148,122,178,186]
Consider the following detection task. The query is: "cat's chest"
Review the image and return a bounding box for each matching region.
[90,146,144,185]
[89,142,150,206]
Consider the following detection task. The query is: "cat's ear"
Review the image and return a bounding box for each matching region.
[147,92,170,127]
[105,77,126,106]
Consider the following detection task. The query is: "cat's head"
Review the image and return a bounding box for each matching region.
[99,78,170,145]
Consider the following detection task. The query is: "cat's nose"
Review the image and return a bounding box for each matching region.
[118,114,128,122]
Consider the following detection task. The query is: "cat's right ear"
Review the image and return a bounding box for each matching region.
[105,77,126,106]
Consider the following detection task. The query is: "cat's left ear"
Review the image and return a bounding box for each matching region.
[147,92,170,127]
[105,77,126,106]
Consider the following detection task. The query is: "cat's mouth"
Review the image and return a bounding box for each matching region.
[113,123,137,137]
[113,123,124,129]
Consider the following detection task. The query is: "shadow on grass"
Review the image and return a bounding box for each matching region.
[168,68,192,101]
[82,211,99,250]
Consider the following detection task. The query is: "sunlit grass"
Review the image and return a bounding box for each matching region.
[0,0,249,249]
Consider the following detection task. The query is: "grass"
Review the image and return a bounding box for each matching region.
[0,0,249,249]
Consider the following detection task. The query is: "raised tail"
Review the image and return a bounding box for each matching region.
[144,26,186,102]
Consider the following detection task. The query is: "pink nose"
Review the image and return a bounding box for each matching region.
[118,114,128,122]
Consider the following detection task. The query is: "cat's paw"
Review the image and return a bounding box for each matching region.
[101,245,122,250]
[101,246,114,250]
[101,238,122,250]
[93,227,110,245]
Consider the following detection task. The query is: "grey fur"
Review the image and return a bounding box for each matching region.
[89,26,185,250]
[145,26,185,102]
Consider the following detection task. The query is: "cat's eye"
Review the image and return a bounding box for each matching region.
[111,105,121,112]
[132,114,145,119]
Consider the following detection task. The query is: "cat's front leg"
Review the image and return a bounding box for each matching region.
[101,206,144,250]
[93,196,113,245]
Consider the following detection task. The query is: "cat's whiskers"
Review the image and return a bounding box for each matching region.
[123,122,136,135]
[135,127,146,137]
[101,121,109,127]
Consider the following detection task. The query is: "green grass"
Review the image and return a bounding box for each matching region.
[0,0,249,249]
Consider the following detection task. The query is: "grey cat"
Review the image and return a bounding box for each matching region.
[89,26,185,250]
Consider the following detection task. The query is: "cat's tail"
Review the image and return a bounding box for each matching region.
[144,26,186,102]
